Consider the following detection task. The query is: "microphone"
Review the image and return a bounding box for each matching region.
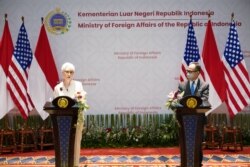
[60,87,68,91]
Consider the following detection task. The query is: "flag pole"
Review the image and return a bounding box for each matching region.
[41,17,44,25]
[229,12,235,126]
[5,13,7,21]
[190,14,192,21]
[21,16,24,23]
[231,13,234,22]
[208,11,211,20]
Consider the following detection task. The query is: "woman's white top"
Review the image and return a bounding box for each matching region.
[53,80,86,99]
[53,80,87,121]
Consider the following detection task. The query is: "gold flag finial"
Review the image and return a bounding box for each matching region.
[41,17,44,25]
[231,13,234,22]
[208,10,211,21]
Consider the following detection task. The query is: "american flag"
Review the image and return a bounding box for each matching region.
[7,23,34,119]
[222,20,250,118]
[180,19,205,82]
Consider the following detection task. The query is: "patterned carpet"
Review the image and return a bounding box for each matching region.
[0,147,250,167]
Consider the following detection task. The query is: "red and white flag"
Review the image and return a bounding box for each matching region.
[29,23,59,120]
[0,19,15,119]
[202,19,227,110]
[222,19,250,118]
[7,22,34,119]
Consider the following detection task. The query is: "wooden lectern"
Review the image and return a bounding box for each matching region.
[43,96,78,167]
[176,96,210,167]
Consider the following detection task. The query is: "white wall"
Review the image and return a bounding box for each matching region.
[0,0,250,115]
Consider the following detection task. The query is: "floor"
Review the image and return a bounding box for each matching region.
[0,147,249,167]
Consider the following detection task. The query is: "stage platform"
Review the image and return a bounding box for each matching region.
[0,147,250,166]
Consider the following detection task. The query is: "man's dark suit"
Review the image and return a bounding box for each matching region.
[178,78,210,106]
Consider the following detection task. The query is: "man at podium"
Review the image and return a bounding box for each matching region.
[178,62,210,166]
[178,62,209,106]
[54,62,87,167]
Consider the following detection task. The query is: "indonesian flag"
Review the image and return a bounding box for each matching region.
[202,19,227,112]
[29,23,59,120]
[0,19,14,118]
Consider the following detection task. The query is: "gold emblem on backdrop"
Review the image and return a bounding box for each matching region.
[45,8,71,35]
[57,97,69,108]
[186,97,198,108]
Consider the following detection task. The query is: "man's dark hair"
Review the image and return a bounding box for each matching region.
[190,62,201,71]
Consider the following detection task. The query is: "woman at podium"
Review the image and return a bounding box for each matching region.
[54,62,87,167]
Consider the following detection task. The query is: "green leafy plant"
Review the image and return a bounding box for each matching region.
[82,114,179,148]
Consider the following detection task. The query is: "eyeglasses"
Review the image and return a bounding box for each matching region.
[186,70,198,73]
[64,70,74,74]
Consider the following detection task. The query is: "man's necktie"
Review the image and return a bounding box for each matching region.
[191,81,195,95]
